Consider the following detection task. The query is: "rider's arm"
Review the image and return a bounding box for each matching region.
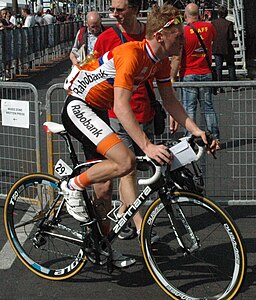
[113,87,171,164]
[158,84,206,140]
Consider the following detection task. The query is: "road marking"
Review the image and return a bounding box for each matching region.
[0,241,17,269]
[1,207,34,270]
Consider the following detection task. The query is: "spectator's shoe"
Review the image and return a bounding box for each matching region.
[118,221,135,240]
[61,181,88,222]
[138,229,160,244]
[111,249,136,268]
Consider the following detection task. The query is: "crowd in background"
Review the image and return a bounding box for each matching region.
[0,7,84,30]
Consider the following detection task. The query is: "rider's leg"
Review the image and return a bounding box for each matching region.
[109,118,154,236]
[93,181,113,236]
[61,96,137,267]
[118,170,142,232]
[70,141,136,188]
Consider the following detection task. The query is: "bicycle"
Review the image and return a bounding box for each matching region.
[4,121,246,299]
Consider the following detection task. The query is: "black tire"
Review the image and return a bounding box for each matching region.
[4,173,87,280]
[140,191,246,299]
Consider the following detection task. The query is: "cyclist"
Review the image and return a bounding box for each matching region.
[61,3,217,267]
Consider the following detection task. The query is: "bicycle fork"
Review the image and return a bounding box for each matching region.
[169,202,200,254]
[160,188,200,254]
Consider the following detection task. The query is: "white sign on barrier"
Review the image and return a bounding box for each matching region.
[1,99,29,128]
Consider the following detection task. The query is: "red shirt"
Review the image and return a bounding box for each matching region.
[179,21,216,77]
[94,25,155,123]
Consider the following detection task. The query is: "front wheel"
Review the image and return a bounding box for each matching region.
[4,173,87,280]
[141,191,246,299]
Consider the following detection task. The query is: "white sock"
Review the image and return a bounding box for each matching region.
[68,178,84,191]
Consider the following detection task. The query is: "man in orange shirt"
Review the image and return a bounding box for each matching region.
[62,3,217,268]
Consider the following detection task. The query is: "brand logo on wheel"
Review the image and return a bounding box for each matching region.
[53,249,85,276]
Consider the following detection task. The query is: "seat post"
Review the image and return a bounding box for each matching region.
[60,132,80,168]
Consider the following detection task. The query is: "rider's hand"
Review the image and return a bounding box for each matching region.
[193,130,218,157]
[144,143,173,165]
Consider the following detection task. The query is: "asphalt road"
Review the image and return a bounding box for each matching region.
[0,57,256,299]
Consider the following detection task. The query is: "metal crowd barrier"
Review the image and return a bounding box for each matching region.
[44,81,256,205]
[0,80,255,204]
[0,21,83,80]
[0,82,40,199]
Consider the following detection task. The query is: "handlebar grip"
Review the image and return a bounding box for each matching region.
[205,131,217,159]
[188,132,217,160]
[138,165,162,185]
[137,156,162,185]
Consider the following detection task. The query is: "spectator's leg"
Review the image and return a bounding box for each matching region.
[199,75,220,140]
[226,54,237,81]
[214,54,224,81]
[181,75,198,137]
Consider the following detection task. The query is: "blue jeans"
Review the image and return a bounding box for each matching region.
[181,74,220,140]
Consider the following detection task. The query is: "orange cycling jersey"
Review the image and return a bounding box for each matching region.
[64,39,171,110]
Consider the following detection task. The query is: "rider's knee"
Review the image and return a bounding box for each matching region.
[116,154,136,177]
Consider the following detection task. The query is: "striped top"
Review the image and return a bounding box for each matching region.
[64,39,171,110]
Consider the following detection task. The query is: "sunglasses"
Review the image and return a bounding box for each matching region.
[153,15,184,36]
[109,7,128,13]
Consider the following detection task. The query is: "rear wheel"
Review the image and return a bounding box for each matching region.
[141,191,246,299]
[4,173,87,280]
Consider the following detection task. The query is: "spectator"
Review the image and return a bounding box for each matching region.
[21,8,36,27]
[0,8,14,30]
[174,3,220,148]
[16,14,23,27]
[43,9,55,25]
[0,8,14,79]
[6,9,17,27]
[70,11,105,65]
[202,10,212,22]
[212,6,237,84]
[92,0,155,240]
[56,13,67,23]
[35,11,45,26]
[67,13,74,22]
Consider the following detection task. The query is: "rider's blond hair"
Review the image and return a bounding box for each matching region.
[146,3,180,40]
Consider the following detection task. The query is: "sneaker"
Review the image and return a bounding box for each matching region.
[60,181,88,222]
[111,249,136,268]
[118,222,135,240]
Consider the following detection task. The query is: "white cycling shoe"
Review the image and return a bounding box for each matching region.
[61,181,88,222]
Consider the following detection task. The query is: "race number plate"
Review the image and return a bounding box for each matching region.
[55,159,73,176]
